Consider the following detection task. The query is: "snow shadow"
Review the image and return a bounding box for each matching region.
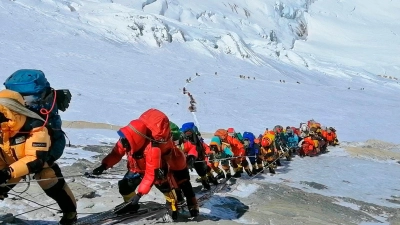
[13,218,58,225]
[199,194,249,221]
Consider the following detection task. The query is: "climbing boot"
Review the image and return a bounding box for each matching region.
[188,197,199,217]
[208,174,219,185]
[59,212,77,225]
[215,171,225,180]
[201,177,211,190]
[233,171,241,178]
[276,159,282,167]
[171,211,178,220]
[245,168,253,177]
[269,167,276,174]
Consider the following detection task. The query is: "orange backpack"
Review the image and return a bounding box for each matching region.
[139,108,171,142]
[214,129,228,140]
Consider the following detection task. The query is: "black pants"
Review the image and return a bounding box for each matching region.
[118,169,196,207]
[193,161,207,177]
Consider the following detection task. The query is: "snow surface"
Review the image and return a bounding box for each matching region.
[1,0,400,143]
[255,146,400,208]
[0,0,399,224]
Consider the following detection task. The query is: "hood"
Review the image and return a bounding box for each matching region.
[209,136,222,149]
[242,131,255,147]
[0,89,28,135]
[117,119,149,151]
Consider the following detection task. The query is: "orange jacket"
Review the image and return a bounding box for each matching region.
[326,131,335,142]
[226,135,245,157]
[102,118,186,195]
[302,137,315,155]
[0,90,51,179]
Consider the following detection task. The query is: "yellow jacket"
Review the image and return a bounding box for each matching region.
[0,90,51,178]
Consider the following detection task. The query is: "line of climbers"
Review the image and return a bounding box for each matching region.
[0,69,339,225]
[169,121,339,184]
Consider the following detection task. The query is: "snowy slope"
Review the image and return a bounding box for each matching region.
[1,0,400,143]
[0,0,400,224]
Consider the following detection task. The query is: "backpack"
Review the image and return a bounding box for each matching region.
[139,108,171,143]
[4,69,69,163]
[214,129,228,140]
[235,132,244,143]
[180,122,205,160]
[169,121,181,142]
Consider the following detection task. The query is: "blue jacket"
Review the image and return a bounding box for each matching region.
[286,133,299,148]
[242,132,259,164]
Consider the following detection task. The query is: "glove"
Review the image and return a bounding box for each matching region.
[0,168,11,185]
[55,89,72,112]
[92,164,107,175]
[129,193,142,205]
[187,155,196,170]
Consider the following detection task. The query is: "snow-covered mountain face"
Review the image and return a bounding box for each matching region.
[0,1,400,224]
[1,0,400,143]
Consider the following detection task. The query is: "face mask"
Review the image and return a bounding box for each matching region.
[0,112,10,123]
[243,140,250,148]
[119,138,131,152]
[23,95,41,106]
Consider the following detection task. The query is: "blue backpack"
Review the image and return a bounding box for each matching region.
[4,69,70,163]
[180,122,206,159]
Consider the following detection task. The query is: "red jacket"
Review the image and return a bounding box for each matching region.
[182,140,211,158]
[183,141,198,158]
[102,119,186,195]
[202,142,211,155]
